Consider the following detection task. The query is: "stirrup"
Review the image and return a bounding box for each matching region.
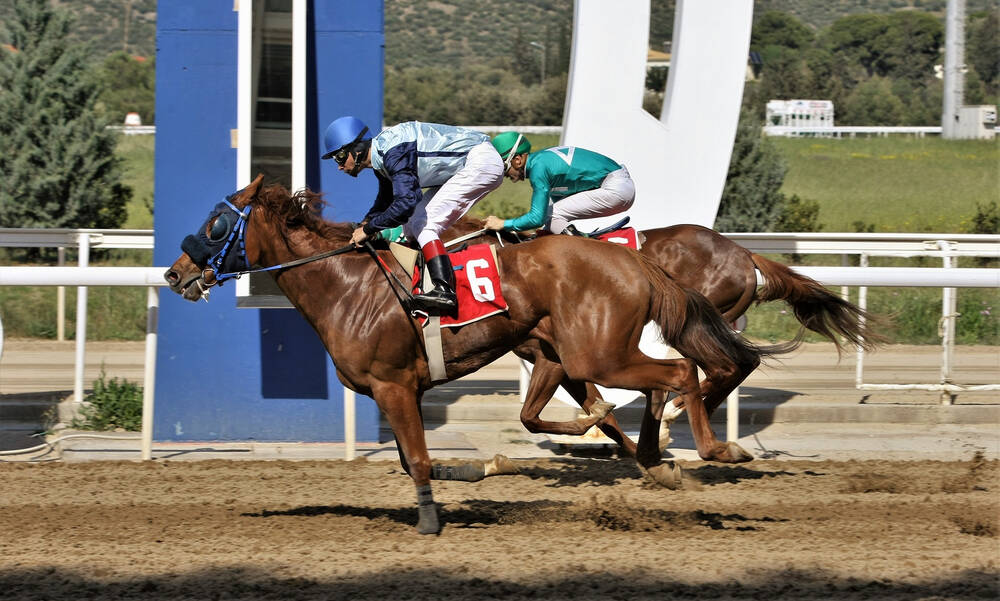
[412,288,457,313]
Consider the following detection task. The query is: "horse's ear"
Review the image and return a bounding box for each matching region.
[244,173,265,199]
[232,173,265,205]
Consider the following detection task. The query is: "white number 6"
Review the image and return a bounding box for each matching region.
[466,259,495,302]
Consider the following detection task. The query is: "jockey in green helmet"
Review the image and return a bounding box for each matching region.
[485,131,635,236]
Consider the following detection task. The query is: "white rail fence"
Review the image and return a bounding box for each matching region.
[114,125,1000,138]
[0,229,997,459]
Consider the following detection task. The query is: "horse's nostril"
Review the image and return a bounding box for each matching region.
[164,269,178,285]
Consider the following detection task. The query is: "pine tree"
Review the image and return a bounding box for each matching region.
[714,111,789,232]
[0,0,130,232]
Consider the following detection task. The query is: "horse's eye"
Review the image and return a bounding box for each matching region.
[208,215,231,241]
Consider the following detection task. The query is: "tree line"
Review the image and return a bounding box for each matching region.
[742,9,998,126]
[2,0,996,237]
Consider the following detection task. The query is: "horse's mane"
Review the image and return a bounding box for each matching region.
[254,184,523,248]
[256,184,353,242]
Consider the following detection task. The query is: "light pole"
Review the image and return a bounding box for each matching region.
[530,41,546,84]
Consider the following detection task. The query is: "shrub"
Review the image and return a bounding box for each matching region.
[71,369,143,431]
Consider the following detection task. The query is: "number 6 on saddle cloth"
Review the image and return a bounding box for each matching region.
[403,243,508,328]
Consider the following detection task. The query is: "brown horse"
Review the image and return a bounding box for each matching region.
[441,219,883,459]
[164,176,779,534]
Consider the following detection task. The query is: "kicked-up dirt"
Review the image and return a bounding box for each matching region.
[1,454,997,600]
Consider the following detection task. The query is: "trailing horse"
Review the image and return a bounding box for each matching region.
[442,219,885,459]
[164,176,780,534]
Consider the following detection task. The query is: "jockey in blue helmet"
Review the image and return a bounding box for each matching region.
[322,116,504,314]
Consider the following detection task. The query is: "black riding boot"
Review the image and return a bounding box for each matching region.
[413,254,457,313]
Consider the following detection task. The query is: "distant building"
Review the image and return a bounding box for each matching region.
[124,112,142,126]
[766,99,835,128]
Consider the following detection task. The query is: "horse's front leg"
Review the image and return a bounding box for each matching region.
[375,384,441,535]
[635,388,681,489]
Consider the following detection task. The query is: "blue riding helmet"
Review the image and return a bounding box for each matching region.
[322,116,372,160]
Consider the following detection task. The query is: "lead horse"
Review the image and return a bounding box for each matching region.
[441,218,884,459]
[164,176,782,534]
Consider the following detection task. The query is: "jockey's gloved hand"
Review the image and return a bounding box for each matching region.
[377,225,406,243]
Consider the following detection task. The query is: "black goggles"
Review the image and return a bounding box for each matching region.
[332,147,351,165]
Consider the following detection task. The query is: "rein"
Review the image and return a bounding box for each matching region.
[206,202,417,312]
[214,241,358,281]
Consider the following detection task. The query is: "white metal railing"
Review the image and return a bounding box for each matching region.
[0,228,154,341]
[728,232,1000,257]
[105,124,1000,138]
[764,125,1000,137]
[0,266,162,460]
[732,232,999,401]
[106,125,156,135]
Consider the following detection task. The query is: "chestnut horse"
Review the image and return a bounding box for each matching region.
[441,219,882,459]
[164,176,780,534]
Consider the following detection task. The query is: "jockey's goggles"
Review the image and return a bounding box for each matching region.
[330,126,370,165]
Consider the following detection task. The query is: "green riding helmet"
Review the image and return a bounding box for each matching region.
[491,131,532,168]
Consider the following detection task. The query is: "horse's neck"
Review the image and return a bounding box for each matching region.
[253,221,365,288]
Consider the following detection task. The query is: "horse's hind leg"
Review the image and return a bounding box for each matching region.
[691,355,760,463]
[374,384,441,535]
[566,381,637,457]
[519,359,615,436]
[575,352,743,465]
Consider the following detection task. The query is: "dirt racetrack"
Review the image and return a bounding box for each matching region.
[1,455,997,600]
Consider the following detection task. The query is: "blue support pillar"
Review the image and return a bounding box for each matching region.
[153,2,384,442]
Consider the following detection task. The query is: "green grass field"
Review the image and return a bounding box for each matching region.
[773,137,999,233]
[1,132,996,343]
[116,134,155,229]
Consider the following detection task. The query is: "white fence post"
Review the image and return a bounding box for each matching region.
[73,234,90,406]
[141,286,159,460]
[855,253,869,390]
[57,246,66,341]
[939,240,958,405]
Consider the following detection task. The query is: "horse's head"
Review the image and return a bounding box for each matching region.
[163,174,265,302]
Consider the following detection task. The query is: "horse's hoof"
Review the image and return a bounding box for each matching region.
[416,503,441,535]
[484,454,519,476]
[590,400,615,420]
[643,462,683,490]
[727,441,754,463]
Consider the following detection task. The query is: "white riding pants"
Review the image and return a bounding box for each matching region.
[548,166,635,234]
[405,141,505,248]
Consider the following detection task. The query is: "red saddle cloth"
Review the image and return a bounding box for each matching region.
[414,244,508,328]
[594,227,640,250]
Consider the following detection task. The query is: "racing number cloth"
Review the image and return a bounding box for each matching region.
[595,227,640,250]
[413,244,508,328]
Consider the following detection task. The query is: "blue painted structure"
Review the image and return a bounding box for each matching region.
[153,3,384,441]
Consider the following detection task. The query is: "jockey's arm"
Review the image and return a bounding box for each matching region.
[504,174,551,232]
[362,173,394,225]
[362,144,422,237]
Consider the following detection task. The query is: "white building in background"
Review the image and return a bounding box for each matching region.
[766,99,834,128]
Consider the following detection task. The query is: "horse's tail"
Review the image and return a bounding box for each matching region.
[751,253,887,354]
[634,255,786,375]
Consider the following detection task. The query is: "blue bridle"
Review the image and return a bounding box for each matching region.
[181,195,360,289]
[181,198,253,286]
